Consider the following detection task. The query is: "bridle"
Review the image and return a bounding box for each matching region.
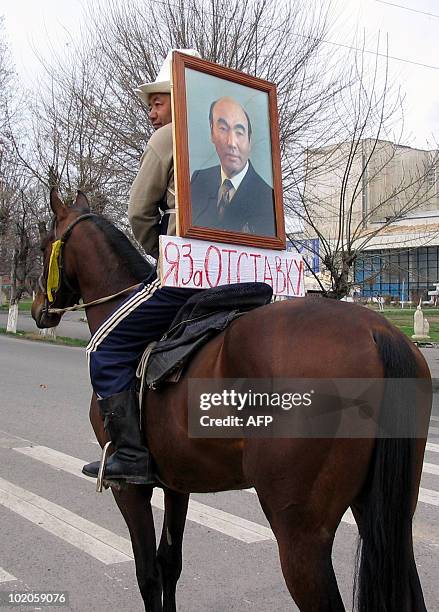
[39,213,140,316]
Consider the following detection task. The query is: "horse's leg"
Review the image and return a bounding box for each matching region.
[157,489,189,612]
[249,439,349,612]
[261,500,344,612]
[89,392,107,446]
[89,396,162,611]
[112,486,163,612]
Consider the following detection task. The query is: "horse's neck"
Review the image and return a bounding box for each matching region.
[71,229,143,335]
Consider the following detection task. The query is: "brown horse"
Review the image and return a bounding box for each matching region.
[32,190,432,612]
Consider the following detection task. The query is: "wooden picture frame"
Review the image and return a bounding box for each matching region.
[172,51,286,250]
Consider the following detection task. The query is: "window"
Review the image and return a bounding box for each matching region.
[427,164,438,193]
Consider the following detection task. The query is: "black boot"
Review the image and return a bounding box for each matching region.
[82,389,156,485]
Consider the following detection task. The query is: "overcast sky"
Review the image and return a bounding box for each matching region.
[1,0,438,149]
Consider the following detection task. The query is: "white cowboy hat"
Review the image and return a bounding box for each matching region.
[135,49,201,103]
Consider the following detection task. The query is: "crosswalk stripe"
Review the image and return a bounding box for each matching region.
[430,426,439,435]
[0,476,132,564]
[17,445,439,517]
[426,442,439,453]
[341,508,356,525]
[152,491,273,542]
[6,442,439,553]
[423,462,439,476]
[431,416,439,423]
[15,445,90,481]
[14,446,272,543]
[0,567,17,583]
[419,487,439,507]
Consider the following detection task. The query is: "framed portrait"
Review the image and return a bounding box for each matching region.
[172,51,286,250]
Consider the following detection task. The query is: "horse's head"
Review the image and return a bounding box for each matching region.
[32,189,91,328]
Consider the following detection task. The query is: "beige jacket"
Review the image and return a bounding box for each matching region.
[128,123,176,259]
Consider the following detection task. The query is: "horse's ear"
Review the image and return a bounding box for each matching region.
[50,188,67,217]
[75,190,91,211]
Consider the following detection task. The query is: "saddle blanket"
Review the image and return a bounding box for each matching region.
[139,282,273,390]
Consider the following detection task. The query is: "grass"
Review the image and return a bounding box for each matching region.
[0,299,33,312]
[366,306,439,343]
[0,327,87,348]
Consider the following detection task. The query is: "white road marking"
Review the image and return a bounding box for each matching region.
[12,444,439,545]
[0,567,16,583]
[430,416,439,422]
[14,446,272,543]
[341,509,356,525]
[419,487,439,507]
[429,426,439,435]
[16,445,90,481]
[0,476,132,565]
[426,442,439,453]
[152,490,273,543]
[0,429,32,448]
[423,462,439,476]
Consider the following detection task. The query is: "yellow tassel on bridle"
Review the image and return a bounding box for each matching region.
[47,239,63,303]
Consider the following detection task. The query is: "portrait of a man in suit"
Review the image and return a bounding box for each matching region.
[190,97,276,236]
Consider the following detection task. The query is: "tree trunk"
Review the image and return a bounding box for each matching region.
[324,252,356,300]
[6,248,19,333]
[38,327,57,340]
[6,303,18,333]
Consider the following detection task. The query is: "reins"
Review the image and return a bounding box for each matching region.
[42,212,142,315]
[47,283,141,314]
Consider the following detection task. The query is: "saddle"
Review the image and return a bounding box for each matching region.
[142,282,273,389]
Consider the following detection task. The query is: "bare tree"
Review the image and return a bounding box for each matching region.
[288,40,439,299]
[5,1,437,305]
[7,48,127,217]
[0,20,47,327]
[7,0,350,241]
[84,0,347,183]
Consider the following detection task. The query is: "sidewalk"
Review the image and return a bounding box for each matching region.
[0,310,90,341]
[420,348,439,380]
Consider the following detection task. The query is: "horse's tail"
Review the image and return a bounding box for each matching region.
[354,329,427,612]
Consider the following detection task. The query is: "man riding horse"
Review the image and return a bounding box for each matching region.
[33,47,432,610]
[82,49,201,485]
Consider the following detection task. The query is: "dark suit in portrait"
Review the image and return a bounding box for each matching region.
[190,162,276,236]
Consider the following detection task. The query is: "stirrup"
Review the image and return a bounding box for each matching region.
[96,441,112,493]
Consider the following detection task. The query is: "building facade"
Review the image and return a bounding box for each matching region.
[302,138,438,298]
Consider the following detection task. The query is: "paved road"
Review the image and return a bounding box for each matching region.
[0,335,438,611]
[0,311,90,341]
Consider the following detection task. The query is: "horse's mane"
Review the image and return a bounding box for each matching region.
[91,215,154,282]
